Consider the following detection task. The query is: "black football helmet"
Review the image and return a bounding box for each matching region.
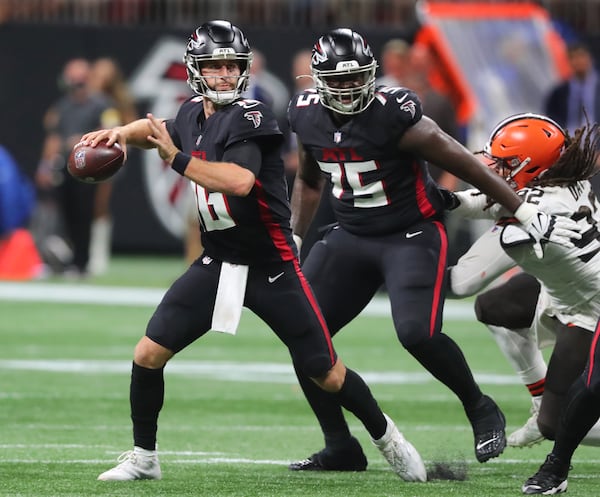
[311,28,377,115]
[183,20,253,104]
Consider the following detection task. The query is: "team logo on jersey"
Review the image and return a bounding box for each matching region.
[334,131,342,143]
[244,110,263,128]
[400,100,416,118]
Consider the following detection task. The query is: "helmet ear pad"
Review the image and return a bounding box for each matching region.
[311,28,378,115]
[183,20,253,104]
[485,113,566,190]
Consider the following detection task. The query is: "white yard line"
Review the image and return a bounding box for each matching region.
[0,281,476,319]
[0,358,518,385]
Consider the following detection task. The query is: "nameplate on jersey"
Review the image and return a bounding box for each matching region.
[211,262,249,335]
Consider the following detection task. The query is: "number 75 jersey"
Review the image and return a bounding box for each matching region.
[288,87,447,236]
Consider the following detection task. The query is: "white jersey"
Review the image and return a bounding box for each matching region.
[448,225,516,299]
[450,180,600,337]
[502,181,600,334]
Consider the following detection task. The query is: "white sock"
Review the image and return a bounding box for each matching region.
[487,325,547,385]
[133,446,157,456]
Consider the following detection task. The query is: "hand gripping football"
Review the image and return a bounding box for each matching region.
[67,140,124,183]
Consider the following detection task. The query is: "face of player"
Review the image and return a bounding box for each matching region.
[323,73,366,105]
[200,60,241,92]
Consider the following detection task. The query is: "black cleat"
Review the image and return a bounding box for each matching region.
[467,395,507,463]
[288,437,368,472]
[522,454,569,495]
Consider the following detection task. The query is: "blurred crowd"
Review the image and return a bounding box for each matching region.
[2,21,599,280]
[1,0,600,35]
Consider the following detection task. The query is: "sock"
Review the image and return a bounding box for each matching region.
[527,378,546,397]
[130,362,164,451]
[134,446,157,456]
[487,325,548,386]
[581,418,600,446]
[407,333,482,410]
[335,368,387,440]
[293,362,352,446]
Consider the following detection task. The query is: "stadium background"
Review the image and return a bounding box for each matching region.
[1,0,599,254]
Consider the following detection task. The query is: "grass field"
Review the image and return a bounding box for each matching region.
[1,255,598,497]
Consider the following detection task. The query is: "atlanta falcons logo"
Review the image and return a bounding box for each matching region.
[244,110,263,128]
[400,100,416,118]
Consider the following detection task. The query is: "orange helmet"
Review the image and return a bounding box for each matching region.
[484,113,566,190]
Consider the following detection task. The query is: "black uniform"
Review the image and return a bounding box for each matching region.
[289,87,448,343]
[288,86,505,469]
[149,97,335,377]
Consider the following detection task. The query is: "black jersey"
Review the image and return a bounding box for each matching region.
[166,97,295,264]
[288,86,446,236]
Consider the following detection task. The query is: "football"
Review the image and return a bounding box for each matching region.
[67,140,124,183]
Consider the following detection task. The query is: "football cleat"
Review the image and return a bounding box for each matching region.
[97,448,161,481]
[371,414,427,482]
[508,396,545,448]
[288,436,367,471]
[467,395,507,463]
[522,454,569,494]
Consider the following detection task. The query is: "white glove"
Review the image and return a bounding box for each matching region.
[514,202,582,259]
[451,189,490,217]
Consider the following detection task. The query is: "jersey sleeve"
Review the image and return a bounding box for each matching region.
[379,87,423,131]
[225,99,282,148]
[164,118,182,149]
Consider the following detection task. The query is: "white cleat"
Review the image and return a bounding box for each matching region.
[508,397,545,448]
[97,447,162,481]
[372,414,427,482]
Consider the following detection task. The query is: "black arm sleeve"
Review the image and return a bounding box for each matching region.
[222,139,262,177]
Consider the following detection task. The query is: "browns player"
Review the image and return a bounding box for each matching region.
[82,20,426,482]
[523,319,600,495]
[287,28,581,471]
[440,114,600,494]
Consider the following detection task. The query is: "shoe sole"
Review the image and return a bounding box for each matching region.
[522,478,567,494]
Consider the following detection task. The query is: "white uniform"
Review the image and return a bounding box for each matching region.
[451,181,600,345]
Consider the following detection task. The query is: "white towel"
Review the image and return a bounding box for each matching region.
[211,262,248,335]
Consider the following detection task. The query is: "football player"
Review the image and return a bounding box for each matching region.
[82,20,426,482]
[523,319,600,495]
[443,114,600,494]
[287,28,581,471]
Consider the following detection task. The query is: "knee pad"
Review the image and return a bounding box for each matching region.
[396,319,430,349]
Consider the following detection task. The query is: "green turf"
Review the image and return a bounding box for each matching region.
[1,256,598,496]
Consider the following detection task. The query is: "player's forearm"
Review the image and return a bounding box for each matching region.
[120,118,157,149]
[290,177,324,238]
[169,152,255,197]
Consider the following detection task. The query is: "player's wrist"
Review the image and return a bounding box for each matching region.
[513,202,538,226]
[171,152,191,176]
